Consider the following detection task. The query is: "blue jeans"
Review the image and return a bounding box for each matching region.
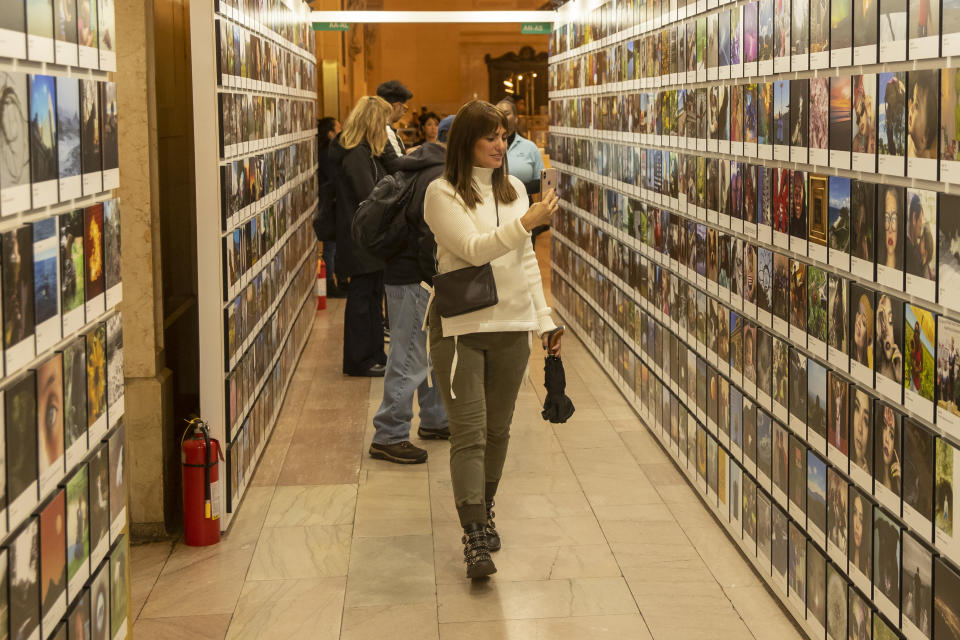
[372,284,448,444]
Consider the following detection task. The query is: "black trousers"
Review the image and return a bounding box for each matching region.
[343,271,387,375]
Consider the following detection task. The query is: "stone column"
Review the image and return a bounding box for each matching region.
[117,0,175,539]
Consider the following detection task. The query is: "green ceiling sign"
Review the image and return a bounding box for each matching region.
[313,22,350,31]
[521,22,552,35]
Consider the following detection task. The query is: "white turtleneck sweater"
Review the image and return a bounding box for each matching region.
[424,167,557,338]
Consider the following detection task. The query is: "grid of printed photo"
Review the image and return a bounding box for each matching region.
[211,0,319,515]
[0,0,131,637]
[550,0,960,638]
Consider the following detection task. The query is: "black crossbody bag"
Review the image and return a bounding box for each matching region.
[432,201,500,318]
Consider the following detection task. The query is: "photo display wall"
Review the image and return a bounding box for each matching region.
[549,0,960,638]
[0,0,130,638]
[210,0,317,519]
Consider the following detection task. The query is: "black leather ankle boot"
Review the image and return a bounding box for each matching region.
[485,499,501,552]
[462,523,496,579]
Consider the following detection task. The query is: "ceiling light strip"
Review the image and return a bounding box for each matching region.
[309,10,557,24]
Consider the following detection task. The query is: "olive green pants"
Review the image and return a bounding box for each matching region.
[428,306,530,527]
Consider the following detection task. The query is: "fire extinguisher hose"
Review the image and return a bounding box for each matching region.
[202,426,212,519]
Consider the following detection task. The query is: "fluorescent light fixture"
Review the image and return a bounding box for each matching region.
[309,11,557,23]
[503,80,514,87]
[517,74,524,80]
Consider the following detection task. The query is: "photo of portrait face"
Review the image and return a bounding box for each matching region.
[934,556,960,640]
[37,354,64,478]
[790,259,807,330]
[904,418,934,521]
[744,243,757,304]
[849,389,873,474]
[790,170,807,238]
[879,72,908,158]
[852,75,877,154]
[828,375,849,455]
[773,167,790,233]
[875,293,904,384]
[908,70,939,159]
[876,400,903,496]
[850,285,875,368]
[849,487,873,576]
[904,188,937,283]
[744,323,757,383]
[773,253,790,321]
[828,466,849,552]
[879,185,905,269]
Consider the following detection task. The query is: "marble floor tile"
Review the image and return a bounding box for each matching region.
[340,603,440,640]
[343,535,436,608]
[133,614,232,640]
[438,614,653,640]
[246,525,353,580]
[131,541,174,620]
[724,585,805,639]
[549,544,622,579]
[262,484,358,527]
[225,577,346,640]
[435,546,561,584]
[140,565,248,618]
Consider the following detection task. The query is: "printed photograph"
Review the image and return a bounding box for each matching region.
[943,69,960,161]
[850,388,873,474]
[941,195,960,308]
[791,79,808,147]
[905,303,935,403]
[908,70,939,160]
[56,77,80,182]
[10,519,39,640]
[904,418,934,524]
[33,217,58,328]
[110,538,127,638]
[109,424,125,526]
[808,451,828,533]
[88,444,109,553]
[876,293,904,385]
[850,180,875,263]
[77,0,96,49]
[55,0,77,44]
[3,226,35,349]
[830,76,852,153]
[849,487,873,576]
[791,170,807,239]
[774,80,790,146]
[939,316,960,422]
[905,188,937,284]
[85,323,105,426]
[828,466,849,551]
[84,204,104,300]
[790,347,808,422]
[909,0,940,43]
[66,466,89,585]
[878,72,907,158]
[935,556,960,640]
[745,1,759,62]
[6,373,37,508]
[0,73,31,194]
[37,354,64,479]
[63,337,86,450]
[100,82,118,172]
[828,373,849,455]
[793,0,810,56]
[874,508,901,608]
[106,313,123,407]
[808,265,828,345]
[875,400,902,497]
[40,489,66,619]
[852,75,877,154]
[849,587,871,639]
[903,533,933,635]
[59,210,84,315]
[80,79,100,175]
[810,77,830,151]
[788,520,806,598]
[832,0,853,50]
[29,74,57,185]
[103,200,120,291]
[773,252,790,321]
[809,175,829,247]
[827,563,848,640]
[878,185,905,270]
[828,274,847,353]
[90,561,107,640]
[790,259,807,330]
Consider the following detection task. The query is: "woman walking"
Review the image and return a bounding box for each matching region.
[329,96,392,377]
[424,100,559,579]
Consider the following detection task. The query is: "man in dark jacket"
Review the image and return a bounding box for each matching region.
[369,142,449,464]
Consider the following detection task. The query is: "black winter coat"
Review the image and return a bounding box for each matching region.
[327,137,386,277]
[383,142,446,285]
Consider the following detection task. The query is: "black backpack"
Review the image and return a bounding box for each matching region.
[351,170,418,259]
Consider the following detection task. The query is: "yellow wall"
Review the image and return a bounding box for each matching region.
[311,0,548,119]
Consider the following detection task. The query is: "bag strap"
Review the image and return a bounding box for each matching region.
[495,198,499,227]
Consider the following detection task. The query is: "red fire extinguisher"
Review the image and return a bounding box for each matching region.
[181,418,222,546]
[316,258,327,311]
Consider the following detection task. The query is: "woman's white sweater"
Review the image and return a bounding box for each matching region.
[424,167,557,338]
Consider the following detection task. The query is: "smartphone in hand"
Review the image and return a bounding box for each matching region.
[541,168,558,195]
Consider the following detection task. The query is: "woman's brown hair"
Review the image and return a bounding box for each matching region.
[444,100,518,209]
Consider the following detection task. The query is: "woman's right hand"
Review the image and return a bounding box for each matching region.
[521,189,559,231]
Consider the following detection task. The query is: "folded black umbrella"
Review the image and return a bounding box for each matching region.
[542,354,575,423]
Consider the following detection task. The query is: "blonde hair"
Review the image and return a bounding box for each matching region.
[340,96,392,155]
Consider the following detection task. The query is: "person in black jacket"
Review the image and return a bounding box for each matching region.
[328,96,392,377]
[369,142,450,464]
[317,117,345,297]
